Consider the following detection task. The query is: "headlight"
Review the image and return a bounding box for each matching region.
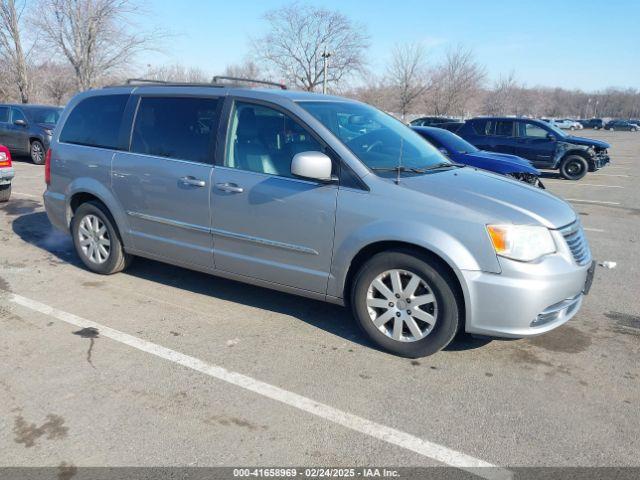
[487,225,556,262]
[44,129,53,136]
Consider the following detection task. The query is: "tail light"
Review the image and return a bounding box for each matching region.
[0,150,11,168]
[45,149,52,185]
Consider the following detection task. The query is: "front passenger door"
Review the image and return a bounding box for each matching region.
[515,121,556,166]
[211,100,338,293]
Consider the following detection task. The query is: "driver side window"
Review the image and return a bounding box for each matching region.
[225,102,324,178]
[520,122,548,138]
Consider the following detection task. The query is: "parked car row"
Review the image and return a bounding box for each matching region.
[411,126,545,188]
[542,118,583,130]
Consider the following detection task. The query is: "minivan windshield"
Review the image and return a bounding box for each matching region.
[299,101,452,176]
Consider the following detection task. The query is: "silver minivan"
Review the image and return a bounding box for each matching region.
[44,82,595,357]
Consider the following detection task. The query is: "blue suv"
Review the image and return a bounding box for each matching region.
[456,117,610,180]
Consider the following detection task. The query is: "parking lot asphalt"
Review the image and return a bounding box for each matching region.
[1,130,638,473]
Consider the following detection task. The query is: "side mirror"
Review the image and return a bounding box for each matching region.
[291,151,334,182]
[14,119,27,127]
[546,133,556,141]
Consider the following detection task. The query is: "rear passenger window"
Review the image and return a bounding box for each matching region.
[60,95,129,149]
[494,120,514,137]
[224,102,324,178]
[0,107,9,123]
[471,119,491,136]
[131,97,220,163]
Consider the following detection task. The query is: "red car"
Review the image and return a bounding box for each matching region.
[0,144,14,202]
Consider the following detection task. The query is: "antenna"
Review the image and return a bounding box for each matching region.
[395,138,404,185]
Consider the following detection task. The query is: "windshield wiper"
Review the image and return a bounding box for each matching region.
[370,166,429,174]
[421,162,464,171]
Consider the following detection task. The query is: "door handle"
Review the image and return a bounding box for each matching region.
[215,182,244,194]
[180,176,206,187]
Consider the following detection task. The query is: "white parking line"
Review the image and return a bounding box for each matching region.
[583,228,605,233]
[566,199,621,205]
[545,182,623,188]
[591,174,630,178]
[11,191,42,199]
[8,292,510,480]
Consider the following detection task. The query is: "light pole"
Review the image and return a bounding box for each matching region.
[321,48,332,94]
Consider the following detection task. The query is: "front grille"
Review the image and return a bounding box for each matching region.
[560,222,591,266]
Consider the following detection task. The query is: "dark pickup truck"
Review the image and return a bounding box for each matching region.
[456,117,610,180]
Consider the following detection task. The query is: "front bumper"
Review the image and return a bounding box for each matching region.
[0,167,14,185]
[593,152,610,169]
[462,229,592,338]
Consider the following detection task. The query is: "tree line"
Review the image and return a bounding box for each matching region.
[1,0,638,120]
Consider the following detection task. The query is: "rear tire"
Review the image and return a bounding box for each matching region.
[0,184,11,202]
[350,250,462,358]
[560,155,588,181]
[30,140,45,165]
[71,201,132,274]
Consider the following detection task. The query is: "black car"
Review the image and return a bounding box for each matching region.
[409,116,459,127]
[605,120,638,132]
[579,118,605,129]
[456,117,610,180]
[0,104,63,164]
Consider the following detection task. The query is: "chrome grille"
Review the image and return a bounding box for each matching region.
[560,222,591,266]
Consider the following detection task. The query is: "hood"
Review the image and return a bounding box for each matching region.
[37,122,56,130]
[399,167,576,229]
[458,151,540,175]
[564,135,610,149]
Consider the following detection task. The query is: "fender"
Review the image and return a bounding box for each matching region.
[65,177,133,248]
[553,142,593,169]
[326,218,501,300]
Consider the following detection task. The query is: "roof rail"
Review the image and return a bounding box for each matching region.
[212,76,287,90]
[121,78,225,88]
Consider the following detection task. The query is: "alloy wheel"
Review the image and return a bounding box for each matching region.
[78,214,111,264]
[366,269,438,342]
[31,142,44,163]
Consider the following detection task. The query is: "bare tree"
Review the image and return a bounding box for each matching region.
[483,71,521,116]
[386,42,431,120]
[38,0,160,90]
[223,60,263,80]
[252,2,369,91]
[41,62,75,104]
[145,64,208,83]
[429,45,485,117]
[0,0,31,103]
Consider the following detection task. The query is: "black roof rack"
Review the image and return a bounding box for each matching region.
[122,78,224,87]
[212,76,287,90]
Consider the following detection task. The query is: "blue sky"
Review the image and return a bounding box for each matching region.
[137,0,640,91]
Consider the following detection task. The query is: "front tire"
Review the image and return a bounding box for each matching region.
[560,155,588,180]
[30,140,45,165]
[71,201,132,274]
[0,184,11,202]
[350,250,461,357]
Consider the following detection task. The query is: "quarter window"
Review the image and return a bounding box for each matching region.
[224,102,324,178]
[60,95,129,149]
[131,97,220,163]
[0,107,9,123]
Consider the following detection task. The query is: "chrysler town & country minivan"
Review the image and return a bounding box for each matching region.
[44,82,595,357]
